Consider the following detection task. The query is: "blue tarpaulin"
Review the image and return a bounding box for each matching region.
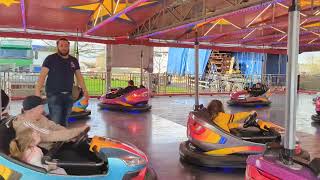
[265,54,287,74]
[167,48,211,76]
[168,48,286,77]
[167,48,187,75]
[233,52,264,76]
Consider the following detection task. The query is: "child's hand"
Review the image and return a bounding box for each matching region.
[250,110,257,115]
[81,125,90,132]
[48,164,58,170]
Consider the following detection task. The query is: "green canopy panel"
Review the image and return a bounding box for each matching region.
[0,59,32,66]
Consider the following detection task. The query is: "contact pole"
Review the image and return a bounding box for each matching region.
[0,89,2,120]
[194,31,200,110]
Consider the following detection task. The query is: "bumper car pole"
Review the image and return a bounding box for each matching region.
[283,0,300,165]
[106,44,112,92]
[140,49,144,86]
[0,90,2,119]
[194,30,200,110]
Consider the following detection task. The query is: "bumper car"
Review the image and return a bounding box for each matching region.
[98,88,151,112]
[179,107,309,168]
[312,93,320,104]
[43,90,91,120]
[246,153,320,180]
[227,83,271,107]
[311,97,320,122]
[0,116,157,180]
[69,97,91,119]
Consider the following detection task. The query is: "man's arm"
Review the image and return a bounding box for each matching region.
[35,67,49,97]
[22,120,88,142]
[41,116,66,131]
[75,70,89,99]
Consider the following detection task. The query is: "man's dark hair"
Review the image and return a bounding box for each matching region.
[56,38,70,46]
[1,89,9,111]
[128,80,134,86]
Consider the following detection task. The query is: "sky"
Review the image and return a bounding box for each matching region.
[298,51,320,64]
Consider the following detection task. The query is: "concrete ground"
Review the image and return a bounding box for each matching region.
[9,93,320,180]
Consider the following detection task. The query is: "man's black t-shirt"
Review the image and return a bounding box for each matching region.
[42,53,80,95]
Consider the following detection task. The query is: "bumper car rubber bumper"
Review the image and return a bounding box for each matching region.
[69,110,91,119]
[98,103,152,112]
[179,141,248,168]
[144,167,157,180]
[311,114,320,122]
[179,141,310,168]
[227,100,271,107]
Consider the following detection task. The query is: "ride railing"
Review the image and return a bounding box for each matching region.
[299,74,320,91]
[0,71,298,98]
[0,72,39,97]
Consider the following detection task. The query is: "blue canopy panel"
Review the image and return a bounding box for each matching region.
[167,48,211,76]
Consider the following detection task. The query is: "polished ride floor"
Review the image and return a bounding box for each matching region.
[9,93,320,180]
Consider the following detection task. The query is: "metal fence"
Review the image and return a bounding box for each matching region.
[0,71,312,98]
[299,75,320,91]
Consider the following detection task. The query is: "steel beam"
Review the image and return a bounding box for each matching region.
[85,0,151,35]
[241,31,317,45]
[196,15,320,44]
[131,0,276,38]
[20,0,26,32]
[132,0,198,37]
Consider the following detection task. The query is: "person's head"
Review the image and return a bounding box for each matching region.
[207,100,224,118]
[22,96,46,118]
[255,83,262,88]
[10,129,41,159]
[56,38,70,56]
[1,89,9,113]
[128,80,134,86]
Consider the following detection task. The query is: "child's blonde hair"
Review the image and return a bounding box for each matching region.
[9,128,35,159]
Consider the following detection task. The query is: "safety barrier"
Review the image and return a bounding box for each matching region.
[1,72,315,99]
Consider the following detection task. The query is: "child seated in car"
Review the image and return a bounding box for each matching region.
[9,128,67,175]
[207,100,279,132]
[207,100,257,132]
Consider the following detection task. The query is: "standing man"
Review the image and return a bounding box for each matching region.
[35,38,89,126]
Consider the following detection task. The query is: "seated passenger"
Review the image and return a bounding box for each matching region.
[248,83,267,97]
[106,80,138,99]
[207,100,256,132]
[10,128,67,175]
[1,89,9,117]
[13,96,89,150]
[207,100,278,132]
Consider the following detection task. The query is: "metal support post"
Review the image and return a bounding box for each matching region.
[282,0,300,165]
[140,49,144,86]
[0,89,2,120]
[106,44,112,92]
[194,31,200,110]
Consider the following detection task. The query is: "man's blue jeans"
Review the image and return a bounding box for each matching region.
[47,93,73,127]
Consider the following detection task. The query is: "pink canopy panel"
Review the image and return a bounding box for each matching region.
[0,0,319,54]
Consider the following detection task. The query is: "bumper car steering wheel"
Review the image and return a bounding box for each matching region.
[44,126,90,160]
[243,112,258,128]
[73,126,90,147]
